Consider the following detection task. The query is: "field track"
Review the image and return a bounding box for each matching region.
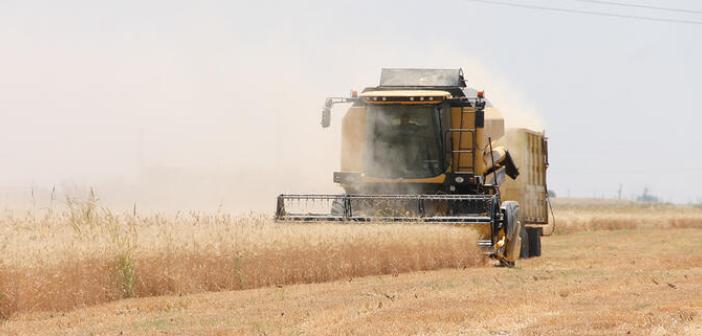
[3,227,701,336]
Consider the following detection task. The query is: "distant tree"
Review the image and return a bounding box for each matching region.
[547,189,557,198]
[636,187,659,203]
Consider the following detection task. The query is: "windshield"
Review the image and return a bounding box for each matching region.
[365,104,444,178]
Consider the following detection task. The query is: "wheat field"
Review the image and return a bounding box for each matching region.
[2,197,702,321]
[0,199,484,319]
[550,198,702,234]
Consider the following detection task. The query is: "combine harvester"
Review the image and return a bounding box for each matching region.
[276,69,551,266]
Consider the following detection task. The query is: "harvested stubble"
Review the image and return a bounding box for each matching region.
[0,205,485,318]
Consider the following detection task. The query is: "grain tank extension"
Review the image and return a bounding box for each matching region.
[275,68,551,266]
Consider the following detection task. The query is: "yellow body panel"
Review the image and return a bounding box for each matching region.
[499,128,549,224]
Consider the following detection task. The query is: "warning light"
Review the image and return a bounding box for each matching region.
[477,90,485,99]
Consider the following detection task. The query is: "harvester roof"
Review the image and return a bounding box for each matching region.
[379,69,466,88]
[364,68,473,100]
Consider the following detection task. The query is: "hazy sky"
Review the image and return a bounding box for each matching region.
[1,0,701,208]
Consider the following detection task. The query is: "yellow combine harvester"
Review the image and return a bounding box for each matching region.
[276,68,551,266]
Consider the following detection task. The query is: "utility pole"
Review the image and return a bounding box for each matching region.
[617,183,623,200]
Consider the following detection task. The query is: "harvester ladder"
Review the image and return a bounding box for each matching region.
[449,107,476,174]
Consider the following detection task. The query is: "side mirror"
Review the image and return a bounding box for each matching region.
[321,99,332,128]
[321,107,331,128]
[475,109,485,128]
[475,94,486,128]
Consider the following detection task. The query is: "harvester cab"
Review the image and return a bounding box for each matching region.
[276,68,550,266]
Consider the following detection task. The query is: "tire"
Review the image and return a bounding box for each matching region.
[519,225,530,259]
[500,201,522,265]
[527,227,542,257]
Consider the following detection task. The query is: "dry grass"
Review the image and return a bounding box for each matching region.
[552,198,702,234]
[2,197,702,326]
[0,201,484,319]
[4,228,702,336]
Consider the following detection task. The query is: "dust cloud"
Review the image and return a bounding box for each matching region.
[0,73,345,213]
[0,47,345,213]
[460,59,545,131]
[0,12,543,214]
[0,56,543,214]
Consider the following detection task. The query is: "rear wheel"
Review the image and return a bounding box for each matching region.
[527,227,542,257]
[519,225,530,259]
